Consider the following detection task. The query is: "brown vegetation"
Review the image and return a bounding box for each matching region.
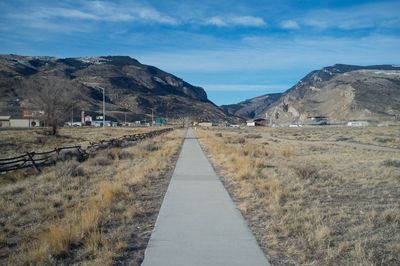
[196,127,400,265]
[0,127,150,158]
[257,125,400,149]
[0,128,184,265]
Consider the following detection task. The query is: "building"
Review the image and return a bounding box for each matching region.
[198,122,213,127]
[91,120,113,127]
[246,121,256,127]
[0,116,11,127]
[247,118,267,127]
[66,122,82,127]
[155,117,167,126]
[347,121,369,127]
[22,109,45,118]
[10,118,41,128]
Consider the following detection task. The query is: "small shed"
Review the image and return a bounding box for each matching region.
[0,116,11,127]
[246,121,256,127]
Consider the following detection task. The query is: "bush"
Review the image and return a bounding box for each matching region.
[382,159,400,167]
[245,134,262,139]
[374,137,393,143]
[93,155,111,166]
[215,133,223,137]
[118,150,133,160]
[293,164,320,180]
[55,160,84,178]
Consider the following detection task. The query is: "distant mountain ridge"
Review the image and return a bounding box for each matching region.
[221,93,282,120]
[222,64,400,124]
[0,54,233,122]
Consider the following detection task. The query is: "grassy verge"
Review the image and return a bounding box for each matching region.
[0,129,185,265]
[0,127,151,158]
[196,128,400,265]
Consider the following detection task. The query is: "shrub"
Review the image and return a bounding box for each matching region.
[245,134,262,139]
[58,149,81,161]
[118,150,133,160]
[374,136,392,143]
[55,160,81,178]
[93,155,111,166]
[293,164,320,180]
[215,133,223,137]
[382,159,400,167]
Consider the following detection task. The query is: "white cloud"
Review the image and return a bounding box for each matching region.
[16,1,178,25]
[302,2,400,30]
[231,16,266,27]
[280,20,299,30]
[205,15,266,27]
[137,34,400,73]
[206,16,228,27]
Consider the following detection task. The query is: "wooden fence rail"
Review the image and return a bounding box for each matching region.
[0,128,173,173]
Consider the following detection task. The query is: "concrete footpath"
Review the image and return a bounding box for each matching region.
[142,128,270,266]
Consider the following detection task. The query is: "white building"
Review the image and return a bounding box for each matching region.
[347,121,369,127]
[0,116,11,127]
[10,118,41,128]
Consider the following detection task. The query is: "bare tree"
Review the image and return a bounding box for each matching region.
[28,76,78,135]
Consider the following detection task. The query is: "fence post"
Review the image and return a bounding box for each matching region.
[27,152,41,173]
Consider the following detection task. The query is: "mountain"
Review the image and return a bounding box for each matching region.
[223,64,400,124]
[221,93,282,120]
[0,54,233,122]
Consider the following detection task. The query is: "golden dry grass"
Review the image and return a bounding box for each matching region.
[196,127,400,266]
[253,125,400,149]
[0,128,184,265]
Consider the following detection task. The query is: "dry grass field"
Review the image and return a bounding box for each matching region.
[196,126,400,266]
[256,126,400,149]
[0,128,185,265]
[0,127,152,158]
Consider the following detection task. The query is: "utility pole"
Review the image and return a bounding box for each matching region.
[102,87,105,128]
[97,87,106,128]
[71,106,73,126]
[151,109,154,127]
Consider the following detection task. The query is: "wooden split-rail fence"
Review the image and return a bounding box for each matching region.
[0,128,173,173]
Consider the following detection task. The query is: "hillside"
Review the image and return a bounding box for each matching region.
[221,93,282,120]
[223,64,400,124]
[0,54,232,122]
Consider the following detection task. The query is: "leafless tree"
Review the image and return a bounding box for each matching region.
[27,76,78,135]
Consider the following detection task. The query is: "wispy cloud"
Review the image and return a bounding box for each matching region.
[137,34,400,73]
[280,20,299,30]
[11,1,179,25]
[301,1,400,30]
[206,15,266,27]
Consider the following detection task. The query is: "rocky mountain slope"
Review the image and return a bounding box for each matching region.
[223,64,400,124]
[0,54,232,122]
[221,93,282,120]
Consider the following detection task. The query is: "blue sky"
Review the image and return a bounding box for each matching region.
[1,0,400,105]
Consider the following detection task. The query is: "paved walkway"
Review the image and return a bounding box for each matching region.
[142,128,270,266]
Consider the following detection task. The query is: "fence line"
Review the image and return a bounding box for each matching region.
[0,128,173,173]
